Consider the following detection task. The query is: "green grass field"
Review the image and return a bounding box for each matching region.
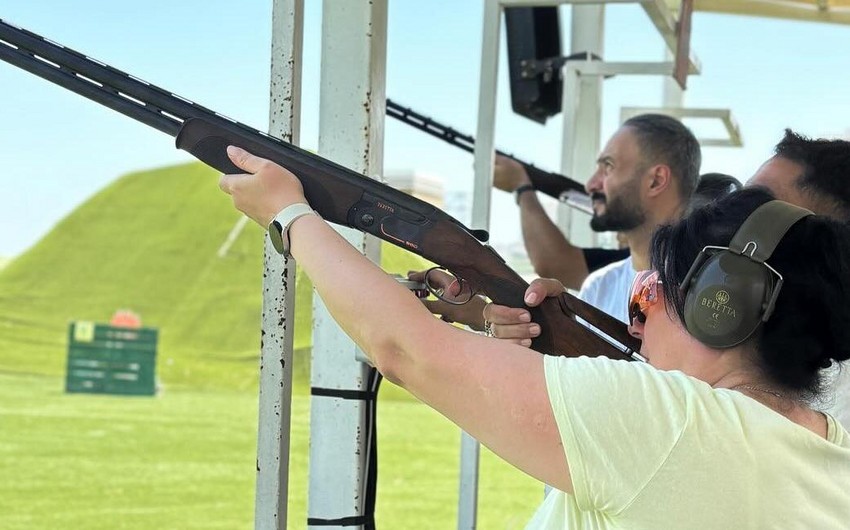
[0,162,544,528]
[0,373,541,529]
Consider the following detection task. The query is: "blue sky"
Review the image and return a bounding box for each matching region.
[1,1,849,257]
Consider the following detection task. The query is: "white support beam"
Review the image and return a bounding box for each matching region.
[472,0,501,231]
[255,1,304,529]
[559,5,605,248]
[461,1,506,527]
[620,106,743,146]
[308,2,388,529]
[565,60,699,76]
[662,46,685,107]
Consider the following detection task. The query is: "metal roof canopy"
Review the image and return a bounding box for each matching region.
[695,0,850,25]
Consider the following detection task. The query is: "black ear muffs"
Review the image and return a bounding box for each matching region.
[680,200,812,348]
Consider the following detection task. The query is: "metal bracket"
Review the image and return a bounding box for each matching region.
[520,51,603,82]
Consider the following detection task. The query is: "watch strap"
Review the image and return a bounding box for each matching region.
[514,184,535,204]
[268,203,317,256]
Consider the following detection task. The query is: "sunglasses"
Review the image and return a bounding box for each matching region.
[628,270,662,326]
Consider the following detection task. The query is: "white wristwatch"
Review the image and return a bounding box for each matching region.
[268,203,317,257]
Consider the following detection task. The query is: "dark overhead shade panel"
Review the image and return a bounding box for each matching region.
[504,7,562,124]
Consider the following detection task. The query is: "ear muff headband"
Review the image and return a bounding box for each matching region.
[728,201,814,262]
[681,200,813,348]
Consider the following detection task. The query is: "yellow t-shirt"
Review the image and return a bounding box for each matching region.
[526,355,850,530]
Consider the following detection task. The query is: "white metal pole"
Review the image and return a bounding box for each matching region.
[472,0,501,230]
[307,1,388,529]
[255,2,304,529]
[560,4,605,248]
[459,1,505,528]
[662,47,685,108]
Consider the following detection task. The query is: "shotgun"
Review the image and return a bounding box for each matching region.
[0,19,642,361]
[385,99,592,212]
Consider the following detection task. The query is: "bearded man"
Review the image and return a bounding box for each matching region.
[501,114,701,322]
[419,114,701,336]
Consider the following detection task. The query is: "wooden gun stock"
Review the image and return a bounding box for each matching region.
[419,219,641,359]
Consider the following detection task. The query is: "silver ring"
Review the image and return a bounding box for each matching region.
[483,320,495,338]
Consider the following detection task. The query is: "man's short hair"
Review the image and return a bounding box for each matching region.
[622,113,701,202]
[774,129,850,221]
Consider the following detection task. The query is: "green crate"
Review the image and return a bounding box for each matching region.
[65,321,158,396]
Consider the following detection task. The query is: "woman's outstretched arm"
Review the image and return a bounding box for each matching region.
[219,146,572,492]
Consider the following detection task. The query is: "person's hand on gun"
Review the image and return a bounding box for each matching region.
[483,278,568,348]
[406,268,488,330]
[492,155,531,192]
[218,145,306,225]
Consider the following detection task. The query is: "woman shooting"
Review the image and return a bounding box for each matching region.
[219,146,850,529]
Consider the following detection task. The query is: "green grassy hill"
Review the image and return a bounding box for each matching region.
[0,163,544,529]
[0,162,431,391]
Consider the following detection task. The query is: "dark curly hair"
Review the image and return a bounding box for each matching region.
[774,129,850,221]
[687,172,742,214]
[650,187,850,397]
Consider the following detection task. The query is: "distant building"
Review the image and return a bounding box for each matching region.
[444,190,471,225]
[383,170,444,208]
